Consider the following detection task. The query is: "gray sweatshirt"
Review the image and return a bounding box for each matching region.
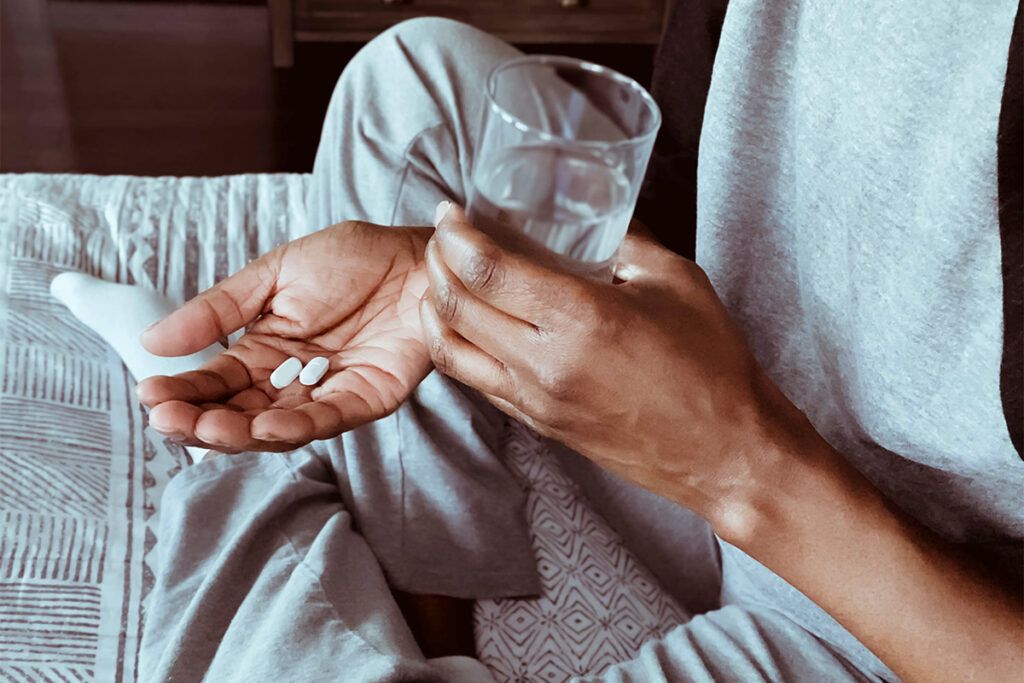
[689,1,1022,676]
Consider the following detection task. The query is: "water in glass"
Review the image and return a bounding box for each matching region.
[468,144,632,278]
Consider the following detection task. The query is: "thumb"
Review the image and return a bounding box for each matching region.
[141,252,281,357]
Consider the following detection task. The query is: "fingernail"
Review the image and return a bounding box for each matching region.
[143,318,161,333]
[433,200,451,227]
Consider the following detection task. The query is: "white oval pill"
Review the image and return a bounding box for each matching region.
[270,357,303,389]
[299,356,330,386]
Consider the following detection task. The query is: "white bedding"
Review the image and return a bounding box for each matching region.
[0,173,686,682]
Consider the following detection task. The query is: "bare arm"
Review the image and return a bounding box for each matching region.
[732,416,1023,682]
[422,202,1024,682]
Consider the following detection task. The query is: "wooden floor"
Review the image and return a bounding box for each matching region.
[2,0,654,176]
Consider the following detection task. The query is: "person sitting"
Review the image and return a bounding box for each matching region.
[136,3,1023,681]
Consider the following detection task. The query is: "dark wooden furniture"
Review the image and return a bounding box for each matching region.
[268,0,667,67]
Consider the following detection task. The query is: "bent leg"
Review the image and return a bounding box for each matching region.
[303,18,637,598]
[303,19,539,599]
[307,16,622,229]
[139,451,441,682]
[307,16,519,228]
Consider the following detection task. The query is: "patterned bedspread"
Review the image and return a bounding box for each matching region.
[0,173,687,682]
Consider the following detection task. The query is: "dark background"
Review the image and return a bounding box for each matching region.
[2,0,655,176]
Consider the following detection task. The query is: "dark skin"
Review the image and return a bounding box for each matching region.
[140,204,1023,680]
[138,220,434,450]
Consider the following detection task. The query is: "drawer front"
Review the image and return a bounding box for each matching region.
[293,0,666,44]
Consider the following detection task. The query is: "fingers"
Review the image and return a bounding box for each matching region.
[247,362,418,444]
[148,400,203,439]
[249,376,402,444]
[432,202,591,327]
[418,297,516,402]
[141,355,414,451]
[250,402,344,444]
[424,238,540,363]
[141,252,281,357]
[149,400,304,454]
[249,393,365,444]
[136,353,252,407]
[226,387,273,411]
[194,409,256,450]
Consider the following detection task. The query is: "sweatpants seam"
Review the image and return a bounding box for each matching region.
[390,121,447,577]
[388,121,449,227]
[266,454,417,666]
[265,504,400,663]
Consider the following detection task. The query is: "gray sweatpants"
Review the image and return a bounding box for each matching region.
[140,18,884,682]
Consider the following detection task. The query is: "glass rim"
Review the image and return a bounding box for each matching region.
[484,55,662,150]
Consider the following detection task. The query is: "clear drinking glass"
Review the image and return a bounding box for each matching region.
[467,55,661,279]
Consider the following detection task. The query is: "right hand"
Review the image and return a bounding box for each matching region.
[136,221,432,452]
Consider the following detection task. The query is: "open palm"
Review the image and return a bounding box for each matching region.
[136,221,433,452]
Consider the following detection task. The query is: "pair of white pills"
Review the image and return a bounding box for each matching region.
[269,356,329,389]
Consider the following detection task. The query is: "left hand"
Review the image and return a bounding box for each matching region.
[421,203,814,535]
[137,221,433,453]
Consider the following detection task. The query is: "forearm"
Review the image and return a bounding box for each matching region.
[415,205,1023,679]
[717,406,1024,682]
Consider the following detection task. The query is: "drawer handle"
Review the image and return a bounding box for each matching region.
[559,0,588,7]
[382,0,412,4]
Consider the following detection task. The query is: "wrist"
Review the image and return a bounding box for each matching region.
[706,374,880,557]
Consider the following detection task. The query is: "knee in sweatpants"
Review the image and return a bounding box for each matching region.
[376,17,493,58]
[338,16,496,92]
[381,16,483,41]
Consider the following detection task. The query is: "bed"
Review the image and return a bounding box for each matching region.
[0,173,687,682]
